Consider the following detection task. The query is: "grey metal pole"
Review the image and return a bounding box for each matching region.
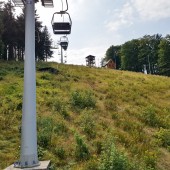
[15,0,39,168]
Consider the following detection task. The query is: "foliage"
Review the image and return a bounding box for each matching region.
[104,33,170,77]
[37,117,53,148]
[71,90,96,109]
[158,35,170,76]
[75,134,90,161]
[0,61,170,170]
[103,45,121,69]
[98,138,129,170]
[80,110,96,138]
[141,105,159,127]
[54,146,66,159]
[121,39,141,72]
[155,128,170,149]
[0,2,53,61]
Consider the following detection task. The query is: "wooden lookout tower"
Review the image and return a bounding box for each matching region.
[86,55,96,67]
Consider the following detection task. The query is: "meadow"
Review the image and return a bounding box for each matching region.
[0,61,170,170]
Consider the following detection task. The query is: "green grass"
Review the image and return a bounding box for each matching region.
[0,61,170,170]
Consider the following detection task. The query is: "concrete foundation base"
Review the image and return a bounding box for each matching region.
[4,160,50,170]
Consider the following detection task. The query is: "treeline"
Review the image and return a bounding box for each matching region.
[104,34,170,76]
[0,2,53,61]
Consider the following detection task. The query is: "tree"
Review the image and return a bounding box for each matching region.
[158,35,170,76]
[41,26,53,61]
[121,39,141,72]
[104,45,121,69]
[2,1,17,60]
[15,10,25,60]
[34,12,53,61]
[138,34,162,74]
[0,8,4,59]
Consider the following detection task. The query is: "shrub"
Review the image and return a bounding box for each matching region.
[37,117,53,148]
[49,98,70,119]
[40,73,52,80]
[75,134,90,161]
[141,105,159,127]
[38,146,45,159]
[54,147,66,159]
[99,139,129,170]
[85,159,99,170]
[143,150,157,169]
[80,110,96,138]
[155,128,170,148]
[53,121,68,136]
[71,90,96,109]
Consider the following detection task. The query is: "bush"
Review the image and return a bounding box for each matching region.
[71,90,96,109]
[37,117,53,148]
[53,121,68,136]
[48,98,70,119]
[141,105,159,127]
[80,110,96,138]
[75,134,90,161]
[38,146,45,159]
[144,150,157,169]
[99,139,129,170]
[155,128,170,148]
[54,147,66,159]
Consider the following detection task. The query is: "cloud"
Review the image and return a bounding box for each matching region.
[105,2,134,32]
[105,0,170,33]
[131,0,170,21]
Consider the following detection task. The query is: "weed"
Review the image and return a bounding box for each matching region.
[143,150,157,169]
[111,112,119,120]
[98,138,129,170]
[155,128,170,148]
[40,73,52,80]
[37,117,53,148]
[48,98,70,119]
[54,146,66,159]
[80,110,96,139]
[53,121,68,136]
[38,146,45,160]
[141,105,159,127]
[104,100,117,111]
[85,158,99,170]
[71,90,96,109]
[75,134,90,161]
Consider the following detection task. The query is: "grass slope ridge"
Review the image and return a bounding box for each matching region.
[0,61,170,170]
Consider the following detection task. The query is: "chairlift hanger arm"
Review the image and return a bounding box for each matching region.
[61,0,68,12]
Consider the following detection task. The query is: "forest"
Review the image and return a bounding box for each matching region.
[104,34,170,77]
[0,1,53,62]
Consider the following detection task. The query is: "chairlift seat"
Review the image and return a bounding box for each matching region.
[52,22,71,34]
[60,41,68,50]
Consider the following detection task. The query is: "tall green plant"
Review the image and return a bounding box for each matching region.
[75,134,90,161]
[99,139,129,170]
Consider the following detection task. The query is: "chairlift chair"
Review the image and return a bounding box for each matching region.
[60,36,68,50]
[51,11,72,35]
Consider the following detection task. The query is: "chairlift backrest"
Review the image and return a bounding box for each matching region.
[60,36,69,50]
[51,11,72,35]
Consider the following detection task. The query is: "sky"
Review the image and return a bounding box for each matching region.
[10,0,170,65]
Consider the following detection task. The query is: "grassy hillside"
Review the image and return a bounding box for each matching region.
[0,61,170,170]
